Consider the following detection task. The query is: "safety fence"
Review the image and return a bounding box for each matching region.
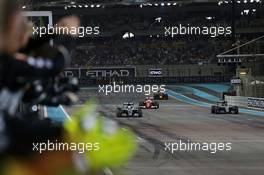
[244,82,264,98]
[77,76,232,86]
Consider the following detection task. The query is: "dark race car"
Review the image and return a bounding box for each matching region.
[139,97,159,109]
[211,101,239,114]
[153,91,168,100]
[116,102,142,117]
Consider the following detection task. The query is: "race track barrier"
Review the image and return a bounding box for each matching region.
[76,76,232,86]
[225,95,264,111]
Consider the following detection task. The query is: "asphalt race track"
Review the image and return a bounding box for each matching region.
[64,88,264,175]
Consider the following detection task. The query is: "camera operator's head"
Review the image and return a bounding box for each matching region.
[0,0,25,54]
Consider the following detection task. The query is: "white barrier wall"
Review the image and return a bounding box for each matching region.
[225,96,247,107]
[225,95,264,111]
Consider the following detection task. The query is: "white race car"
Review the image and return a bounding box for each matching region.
[116,102,143,117]
[211,101,239,114]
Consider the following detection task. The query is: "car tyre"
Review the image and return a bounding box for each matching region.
[211,106,216,114]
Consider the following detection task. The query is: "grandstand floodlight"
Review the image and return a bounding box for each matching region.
[244,9,249,14]
[161,3,165,6]
[155,17,162,22]
[22,6,27,9]
[85,5,88,8]
[140,4,143,8]
[173,2,177,5]
[91,4,95,8]
[64,6,67,10]
[129,32,135,38]
[72,5,76,8]
[237,0,241,3]
[154,3,159,6]
[70,1,76,4]
[239,71,247,76]
[122,32,135,39]
[78,5,82,8]
[123,33,129,39]
[167,3,171,6]
[96,4,101,8]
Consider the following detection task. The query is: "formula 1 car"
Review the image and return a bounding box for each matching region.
[139,97,159,109]
[153,91,168,100]
[211,101,239,114]
[116,102,143,117]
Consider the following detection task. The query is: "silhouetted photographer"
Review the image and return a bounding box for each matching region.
[0,0,80,158]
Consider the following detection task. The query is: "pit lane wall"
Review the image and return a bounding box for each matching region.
[225,96,264,111]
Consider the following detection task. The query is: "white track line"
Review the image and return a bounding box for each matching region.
[104,168,114,175]
[59,105,72,121]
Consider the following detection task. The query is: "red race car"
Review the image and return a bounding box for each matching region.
[139,97,159,109]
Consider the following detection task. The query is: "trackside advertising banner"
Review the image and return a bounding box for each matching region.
[64,67,137,78]
[149,68,163,77]
[247,97,264,110]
